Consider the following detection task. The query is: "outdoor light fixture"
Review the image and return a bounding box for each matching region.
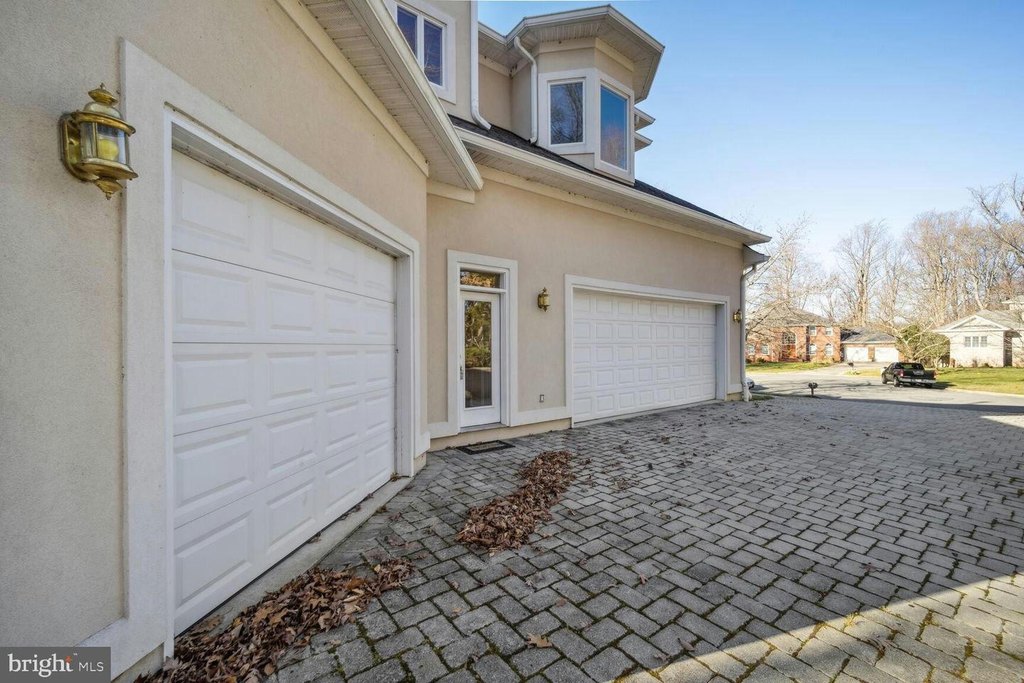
[537,287,550,311]
[60,84,137,198]
[733,309,742,323]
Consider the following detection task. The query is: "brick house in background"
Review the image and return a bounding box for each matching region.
[747,308,842,363]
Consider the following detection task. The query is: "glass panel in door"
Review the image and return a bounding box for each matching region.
[461,292,500,426]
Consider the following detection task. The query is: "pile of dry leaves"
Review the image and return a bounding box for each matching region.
[457,450,575,554]
[138,558,413,683]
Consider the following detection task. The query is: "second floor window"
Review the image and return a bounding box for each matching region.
[396,5,444,86]
[600,85,628,169]
[808,325,817,336]
[550,81,584,145]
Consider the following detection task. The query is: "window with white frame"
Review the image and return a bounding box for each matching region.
[549,80,584,145]
[599,85,628,169]
[809,343,818,356]
[761,344,769,355]
[825,343,834,357]
[965,335,989,348]
[746,344,754,356]
[392,2,453,99]
[825,326,833,336]
[808,325,817,336]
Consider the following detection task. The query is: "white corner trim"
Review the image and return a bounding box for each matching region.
[99,40,425,678]
[274,0,427,177]
[427,179,477,204]
[728,383,743,394]
[563,275,732,426]
[446,250,519,435]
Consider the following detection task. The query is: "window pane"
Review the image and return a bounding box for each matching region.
[550,82,584,144]
[397,7,417,55]
[423,19,443,85]
[464,301,493,408]
[460,270,500,288]
[600,86,628,168]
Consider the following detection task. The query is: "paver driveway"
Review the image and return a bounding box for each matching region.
[274,397,1024,683]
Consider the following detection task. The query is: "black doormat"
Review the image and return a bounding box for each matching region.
[457,440,514,454]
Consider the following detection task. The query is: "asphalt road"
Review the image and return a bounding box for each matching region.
[747,362,1024,412]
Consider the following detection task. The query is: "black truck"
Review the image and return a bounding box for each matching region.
[881,362,936,387]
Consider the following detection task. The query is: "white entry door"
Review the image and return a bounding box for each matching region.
[169,153,396,632]
[460,291,501,427]
[572,290,718,422]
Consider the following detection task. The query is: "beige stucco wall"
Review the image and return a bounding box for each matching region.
[479,63,513,130]
[0,0,426,649]
[536,41,634,92]
[426,173,744,426]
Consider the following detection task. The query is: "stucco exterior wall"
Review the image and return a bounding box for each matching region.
[426,173,744,426]
[479,63,513,130]
[0,0,426,649]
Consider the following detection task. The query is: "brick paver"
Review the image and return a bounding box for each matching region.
[272,397,1024,682]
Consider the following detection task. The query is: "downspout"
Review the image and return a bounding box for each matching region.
[513,36,537,143]
[469,1,491,130]
[740,263,758,401]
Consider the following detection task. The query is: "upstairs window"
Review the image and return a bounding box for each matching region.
[808,325,817,336]
[549,81,584,145]
[394,4,447,88]
[600,85,628,169]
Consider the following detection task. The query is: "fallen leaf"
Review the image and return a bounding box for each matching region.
[527,633,553,648]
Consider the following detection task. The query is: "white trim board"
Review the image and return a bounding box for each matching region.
[563,275,731,426]
[88,40,425,678]
[439,250,520,438]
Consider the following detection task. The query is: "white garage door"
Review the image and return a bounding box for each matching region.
[572,290,717,422]
[874,346,899,363]
[170,153,396,632]
[845,346,869,362]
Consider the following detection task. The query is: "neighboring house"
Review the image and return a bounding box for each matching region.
[747,309,841,363]
[841,330,901,363]
[2,0,769,676]
[934,297,1024,367]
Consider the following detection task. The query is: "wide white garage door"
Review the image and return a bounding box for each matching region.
[845,346,869,362]
[874,346,899,363]
[572,290,717,422]
[170,153,396,632]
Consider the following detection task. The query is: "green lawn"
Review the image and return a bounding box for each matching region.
[934,367,1024,395]
[745,361,835,373]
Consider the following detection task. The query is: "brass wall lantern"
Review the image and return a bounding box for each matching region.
[732,309,743,323]
[537,288,551,311]
[60,84,137,198]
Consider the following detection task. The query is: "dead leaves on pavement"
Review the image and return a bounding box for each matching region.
[137,558,413,683]
[456,450,575,554]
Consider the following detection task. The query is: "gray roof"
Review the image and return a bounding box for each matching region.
[450,116,737,226]
[843,331,896,345]
[765,308,833,326]
[936,308,1024,331]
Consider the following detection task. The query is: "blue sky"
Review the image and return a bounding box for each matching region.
[479,1,1024,263]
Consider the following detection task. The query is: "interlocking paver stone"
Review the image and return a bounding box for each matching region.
[299,397,1024,682]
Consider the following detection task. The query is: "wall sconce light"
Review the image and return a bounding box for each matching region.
[733,309,742,323]
[537,287,550,311]
[60,84,137,199]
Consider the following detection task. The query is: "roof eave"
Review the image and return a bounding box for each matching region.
[457,128,770,247]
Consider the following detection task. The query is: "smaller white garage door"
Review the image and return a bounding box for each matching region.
[845,346,869,362]
[170,153,396,632]
[874,346,899,363]
[572,290,718,422]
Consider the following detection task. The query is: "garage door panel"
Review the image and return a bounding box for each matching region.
[573,290,717,422]
[173,154,394,304]
[171,151,395,633]
[173,345,391,434]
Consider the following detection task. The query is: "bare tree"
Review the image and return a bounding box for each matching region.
[833,220,892,327]
[971,175,1024,261]
[745,216,820,338]
[903,211,968,326]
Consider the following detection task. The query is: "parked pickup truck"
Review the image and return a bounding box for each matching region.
[881,362,936,387]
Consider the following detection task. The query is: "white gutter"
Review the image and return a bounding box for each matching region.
[740,263,757,401]
[513,36,538,143]
[469,1,491,130]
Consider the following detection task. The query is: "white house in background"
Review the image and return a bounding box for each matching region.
[934,296,1024,367]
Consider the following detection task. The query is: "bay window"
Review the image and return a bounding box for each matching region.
[600,85,629,169]
[549,81,584,145]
